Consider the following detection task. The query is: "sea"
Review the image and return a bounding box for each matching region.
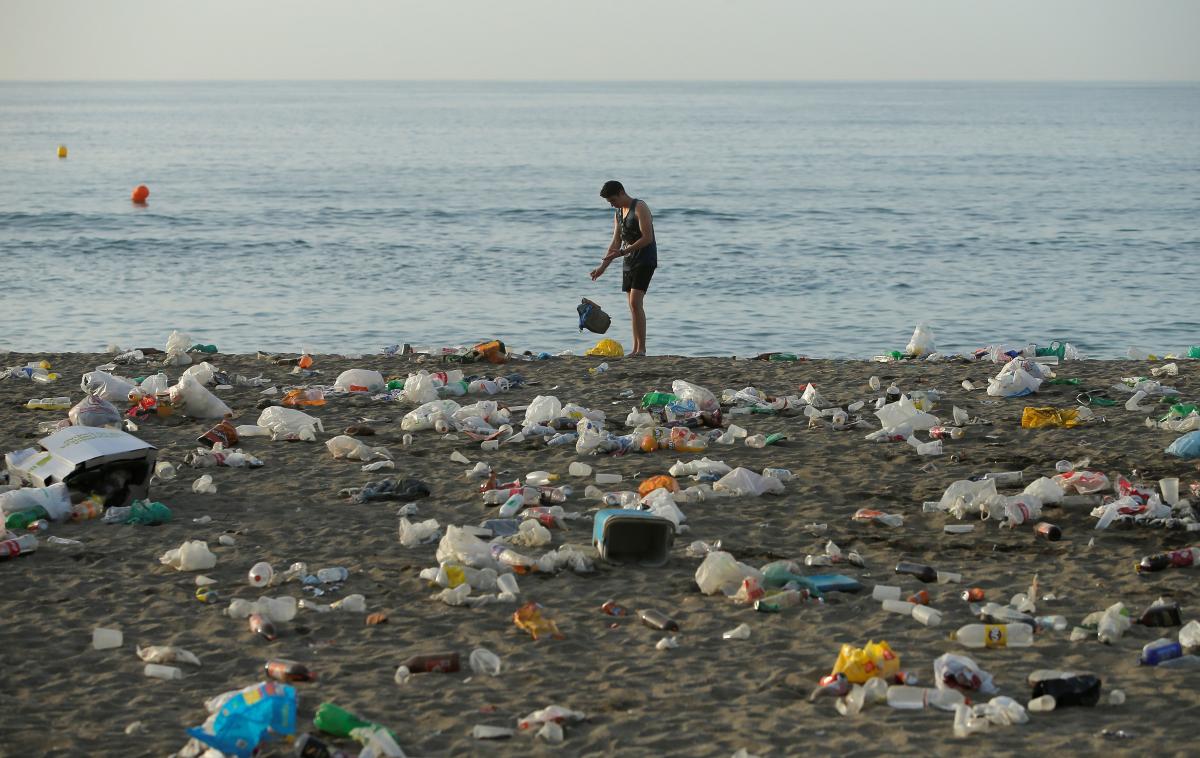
[1,81,1197,358]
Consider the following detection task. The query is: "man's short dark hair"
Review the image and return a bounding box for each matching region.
[600,180,624,199]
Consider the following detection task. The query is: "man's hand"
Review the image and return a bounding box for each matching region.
[590,262,609,281]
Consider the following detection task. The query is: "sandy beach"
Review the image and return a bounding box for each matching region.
[1,349,1197,757]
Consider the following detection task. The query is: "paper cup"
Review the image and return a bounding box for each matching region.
[1159,477,1180,506]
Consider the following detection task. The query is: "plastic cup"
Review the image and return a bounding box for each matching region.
[595,473,622,485]
[1160,478,1179,505]
[92,627,122,650]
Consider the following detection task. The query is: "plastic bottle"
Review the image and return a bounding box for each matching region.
[313,703,388,740]
[400,652,460,673]
[980,471,1024,486]
[248,561,275,588]
[261,659,316,683]
[637,608,680,631]
[928,426,964,440]
[883,599,916,616]
[911,606,943,626]
[894,560,937,583]
[25,397,72,410]
[0,534,38,560]
[1140,638,1183,666]
[952,623,1034,648]
[316,567,349,584]
[1135,547,1199,573]
[5,507,50,530]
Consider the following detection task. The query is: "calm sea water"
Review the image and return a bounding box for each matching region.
[1,81,1197,358]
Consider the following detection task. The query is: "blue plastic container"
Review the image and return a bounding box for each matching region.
[593,509,674,567]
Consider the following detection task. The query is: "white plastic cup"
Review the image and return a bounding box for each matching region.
[1160,478,1180,506]
[481,440,500,452]
[911,605,943,626]
[595,473,622,485]
[92,627,122,650]
[568,462,592,477]
[248,561,274,588]
[868,376,881,391]
[496,573,520,596]
[144,664,183,680]
[882,599,916,615]
[872,585,902,601]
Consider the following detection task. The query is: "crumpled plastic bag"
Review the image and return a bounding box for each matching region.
[159,540,218,571]
[1053,469,1109,494]
[987,359,1044,397]
[398,516,441,547]
[832,640,900,684]
[508,519,553,548]
[401,399,461,432]
[585,338,624,358]
[325,435,391,462]
[1165,430,1200,460]
[1023,476,1064,504]
[905,324,936,357]
[713,467,785,497]
[524,395,563,427]
[169,372,232,419]
[401,371,439,404]
[186,680,297,758]
[333,368,385,393]
[436,525,496,569]
[639,487,687,528]
[934,653,997,694]
[937,478,998,515]
[694,550,763,595]
[137,645,202,666]
[257,406,324,441]
[69,393,122,428]
[80,370,137,402]
[875,395,939,431]
[183,361,218,385]
[165,329,191,355]
[671,379,719,413]
[0,482,72,520]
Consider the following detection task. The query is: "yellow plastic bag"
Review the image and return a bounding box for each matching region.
[831,639,900,684]
[585,338,624,358]
[1021,406,1080,429]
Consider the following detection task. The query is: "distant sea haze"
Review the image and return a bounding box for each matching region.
[1,81,1196,357]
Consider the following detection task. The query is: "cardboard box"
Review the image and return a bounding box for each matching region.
[10,426,157,507]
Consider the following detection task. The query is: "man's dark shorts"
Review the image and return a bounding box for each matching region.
[622,265,656,293]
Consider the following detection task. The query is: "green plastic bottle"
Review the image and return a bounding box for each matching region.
[640,391,678,408]
[768,353,799,361]
[764,433,787,445]
[313,703,396,744]
[1046,378,1081,385]
[5,506,49,530]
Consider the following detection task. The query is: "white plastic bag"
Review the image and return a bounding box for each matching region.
[257,406,324,441]
[401,371,438,404]
[165,329,191,355]
[905,324,936,357]
[695,551,762,595]
[0,482,72,520]
[398,517,441,547]
[640,488,687,528]
[937,479,998,514]
[69,394,122,428]
[671,380,719,412]
[713,467,785,497]
[183,361,218,385]
[401,400,461,432]
[80,371,137,402]
[334,369,385,393]
[159,540,218,571]
[169,373,232,419]
[138,372,170,396]
[325,435,391,462]
[435,525,496,569]
[1023,477,1064,505]
[524,395,563,426]
[875,395,939,431]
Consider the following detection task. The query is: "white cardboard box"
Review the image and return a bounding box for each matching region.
[11,426,157,506]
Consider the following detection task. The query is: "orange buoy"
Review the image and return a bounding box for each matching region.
[131,185,150,203]
[57,145,68,158]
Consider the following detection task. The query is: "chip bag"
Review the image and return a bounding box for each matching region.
[832,639,900,684]
[638,474,680,497]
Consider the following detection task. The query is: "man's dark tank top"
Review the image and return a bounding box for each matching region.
[617,199,658,270]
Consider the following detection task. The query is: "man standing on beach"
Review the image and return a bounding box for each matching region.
[590,180,657,357]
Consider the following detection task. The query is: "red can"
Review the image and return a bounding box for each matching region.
[601,600,628,617]
[1034,522,1062,541]
[961,587,985,602]
[907,590,931,605]
[400,652,460,674]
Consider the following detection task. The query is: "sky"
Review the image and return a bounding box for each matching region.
[1,0,1197,81]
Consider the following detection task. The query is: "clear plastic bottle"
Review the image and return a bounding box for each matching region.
[952,623,1034,648]
[248,561,274,588]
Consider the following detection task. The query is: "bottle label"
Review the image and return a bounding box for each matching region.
[984,624,1007,648]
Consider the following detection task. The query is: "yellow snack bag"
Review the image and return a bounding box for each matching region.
[831,640,900,683]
